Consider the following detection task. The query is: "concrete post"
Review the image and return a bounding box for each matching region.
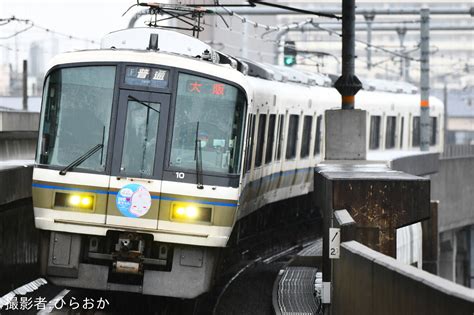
[422,201,438,274]
[443,81,448,145]
[22,59,28,111]
[333,0,362,110]
[452,229,457,282]
[325,109,367,160]
[470,225,474,288]
[364,13,375,71]
[420,8,430,151]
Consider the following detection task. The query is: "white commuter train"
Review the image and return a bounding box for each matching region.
[32,28,443,298]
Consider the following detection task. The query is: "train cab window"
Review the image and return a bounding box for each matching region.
[255,114,267,167]
[286,115,299,159]
[120,100,160,176]
[276,114,284,160]
[369,116,381,150]
[314,115,322,155]
[36,66,116,172]
[300,116,313,158]
[244,115,256,172]
[170,73,246,174]
[265,114,276,164]
[385,116,396,149]
[412,117,420,147]
[400,117,405,148]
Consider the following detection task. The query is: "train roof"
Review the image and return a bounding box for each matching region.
[59,28,419,95]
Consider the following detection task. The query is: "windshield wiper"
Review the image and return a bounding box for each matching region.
[59,143,104,175]
[194,122,204,189]
[128,95,160,113]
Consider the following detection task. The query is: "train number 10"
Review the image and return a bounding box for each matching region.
[175,172,185,179]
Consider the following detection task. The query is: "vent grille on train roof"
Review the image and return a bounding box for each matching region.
[240,58,332,87]
[360,78,418,94]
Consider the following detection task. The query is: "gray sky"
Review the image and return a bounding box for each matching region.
[1,0,135,39]
[0,0,143,68]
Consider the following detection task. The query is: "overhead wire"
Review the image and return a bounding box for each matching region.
[0,16,98,44]
[0,43,19,52]
[0,23,33,40]
[201,10,426,66]
[125,2,427,65]
[309,22,422,62]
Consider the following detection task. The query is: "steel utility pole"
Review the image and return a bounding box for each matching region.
[443,80,448,145]
[334,0,362,109]
[323,2,364,313]
[364,12,375,71]
[420,8,430,151]
[396,26,407,80]
[22,59,28,111]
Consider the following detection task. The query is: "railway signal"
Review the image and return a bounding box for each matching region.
[283,40,297,66]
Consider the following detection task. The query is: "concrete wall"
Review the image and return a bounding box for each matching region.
[0,166,33,206]
[0,166,38,293]
[0,111,39,132]
[0,111,39,161]
[431,157,474,232]
[332,241,474,315]
[390,152,439,176]
[0,132,37,161]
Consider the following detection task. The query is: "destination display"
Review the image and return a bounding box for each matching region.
[125,66,169,88]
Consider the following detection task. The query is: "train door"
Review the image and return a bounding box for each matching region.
[105,89,170,229]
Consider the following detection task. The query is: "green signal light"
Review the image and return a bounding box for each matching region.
[284,55,296,66]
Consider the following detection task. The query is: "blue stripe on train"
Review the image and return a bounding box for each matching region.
[32,183,237,207]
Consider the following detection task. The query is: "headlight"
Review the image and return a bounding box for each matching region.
[79,196,93,207]
[54,192,95,211]
[69,195,81,206]
[171,203,212,223]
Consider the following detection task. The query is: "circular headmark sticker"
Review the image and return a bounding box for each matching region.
[116,183,152,218]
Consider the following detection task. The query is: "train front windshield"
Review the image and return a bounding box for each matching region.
[170,73,246,175]
[36,64,246,177]
[36,66,115,172]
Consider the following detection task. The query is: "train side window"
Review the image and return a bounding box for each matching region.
[412,116,420,147]
[369,116,381,150]
[300,116,313,158]
[314,115,322,156]
[255,114,267,167]
[430,117,437,145]
[286,115,299,159]
[385,116,396,149]
[276,114,284,160]
[400,117,404,148]
[244,114,256,172]
[265,114,276,164]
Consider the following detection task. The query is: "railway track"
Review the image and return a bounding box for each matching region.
[1,278,72,314]
[212,240,320,315]
[1,239,320,315]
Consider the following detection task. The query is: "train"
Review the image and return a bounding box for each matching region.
[32,28,443,298]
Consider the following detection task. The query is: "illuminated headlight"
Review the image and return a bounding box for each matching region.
[171,203,212,223]
[54,192,95,211]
